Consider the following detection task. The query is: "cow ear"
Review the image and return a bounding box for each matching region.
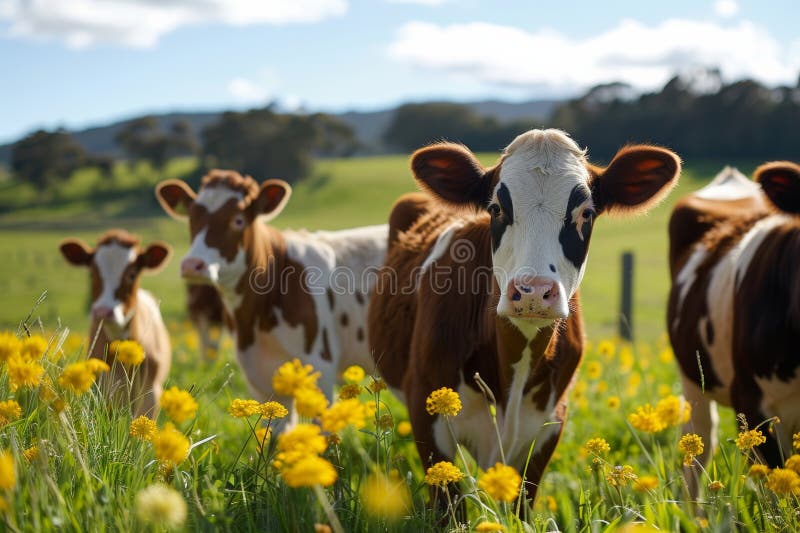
[254,179,292,221]
[156,180,196,220]
[411,143,492,208]
[591,145,681,216]
[138,242,172,272]
[59,239,93,267]
[754,161,800,214]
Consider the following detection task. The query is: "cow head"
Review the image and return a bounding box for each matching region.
[412,129,680,329]
[60,230,171,333]
[156,170,291,295]
[754,161,800,215]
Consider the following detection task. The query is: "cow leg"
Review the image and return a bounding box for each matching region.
[521,424,563,505]
[731,375,782,467]
[680,375,718,497]
[195,316,219,359]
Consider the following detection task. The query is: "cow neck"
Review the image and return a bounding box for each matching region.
[495,315,557,392]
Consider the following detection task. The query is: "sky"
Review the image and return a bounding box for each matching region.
[0,0,798,143]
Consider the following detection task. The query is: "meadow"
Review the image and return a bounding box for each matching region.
[0,155,795,532]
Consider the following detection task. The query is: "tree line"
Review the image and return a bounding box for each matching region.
[9,71,800,189]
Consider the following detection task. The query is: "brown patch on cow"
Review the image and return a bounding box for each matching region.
[387,192,433,246]
[232,226,318,356]
[321,328,332,361]
[340,313,349,327]
[326,288,335,310]
[355,291,364,305]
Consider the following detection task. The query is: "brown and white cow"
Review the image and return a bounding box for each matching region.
[668,163,800,468]
[156,170,388,404]
[369,129,681,500]
[59,230,172,417]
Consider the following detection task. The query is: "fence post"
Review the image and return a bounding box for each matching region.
[619,251,634,341]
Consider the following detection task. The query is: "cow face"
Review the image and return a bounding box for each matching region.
[156,170,291,295]
[60,232,171,333]
[412,129,680,329]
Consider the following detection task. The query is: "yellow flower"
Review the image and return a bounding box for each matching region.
[320,399,366,433]
[628,404,665,433]
[0,451,14,491]
[360,471,410,518]
[708,480,724,492]
[152,423,190,467]
[478,463,522,502]
[585,437,611,456]
[655,395,691,428]
[735,429,766,451]
[22,446,38,463]
[272,359,320,396]
[607,396,621,410]
[280,455,337,488]
[678,433,704,466]
[228,399,261,418]
[619,345,634,372]
[255,427,271,453]
[767,468,800,495]
[396,421,412,437]
[109,340,145,366]
[596,381,608,393]
[363,400,377,419]
[368,378,387,393]
[294,387,329,418]
[634,475,659,492]
[424,461,464,487]
[258,401,289,419]
[793,432,800,451]
[546,495,557,512]
[784,454,800,474]
[20,335,47,360]
[338,384,362,400]
[585,361,602,380]
[425,387,462,416]
[342,365,365,383]
[130,416,157,441]
[597,340,615,360]
[159,387,198,423]
[85,358,110,374]
[748,464,770,478]
[475,522,506,532]
[606,465,637,488]
[0,400,22,427]
[135,483,187,528]
[273,424,327,468]
[0,332,21,362]
[58,361,96,394]
[657,384,672,397]
[7,354,44,391]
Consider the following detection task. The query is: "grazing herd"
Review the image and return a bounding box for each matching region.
[57,127,799,502]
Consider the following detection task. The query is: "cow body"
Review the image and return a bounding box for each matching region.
[668,164,800,466]
[157,171,388,403]
[60,230,172,417]
[370,129,681,500]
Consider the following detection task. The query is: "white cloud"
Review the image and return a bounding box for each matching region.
[0,0,348,48]
[714,0,739,18]
[388,18,800,93]
[386,0,450,6]
[228,78,270,104]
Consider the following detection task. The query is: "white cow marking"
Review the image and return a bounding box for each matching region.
[196,187,243,212]
[93,243,137,328]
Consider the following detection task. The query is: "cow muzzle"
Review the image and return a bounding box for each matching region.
[500,275,567,320]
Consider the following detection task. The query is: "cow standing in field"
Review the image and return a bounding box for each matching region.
[369,129,681,500]
[59,230,172,417]
[156,170,388,403]
[668,163,800,468]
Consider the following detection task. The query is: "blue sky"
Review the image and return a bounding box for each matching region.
[0,0,797,143]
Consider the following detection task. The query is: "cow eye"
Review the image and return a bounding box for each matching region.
[231,214,246,230]
[583,208,596,220]
[125,269,137,284]
[487,204,501,217]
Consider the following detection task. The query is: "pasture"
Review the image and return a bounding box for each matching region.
[0,154,792,532]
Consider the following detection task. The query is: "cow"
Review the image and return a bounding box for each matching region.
[369,128,681,501]
[155,170,388,405]
[186,284,232,358]
[668,163,800,470]
[59,230,172,417]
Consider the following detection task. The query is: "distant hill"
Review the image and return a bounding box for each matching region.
[0,99,560,164]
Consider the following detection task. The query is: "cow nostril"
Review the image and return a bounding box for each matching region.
[511,289,522,301]
[543,289,551,299]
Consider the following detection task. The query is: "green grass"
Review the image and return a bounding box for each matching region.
[0,155,795,531]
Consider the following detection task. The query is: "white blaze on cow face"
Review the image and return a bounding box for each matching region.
[93,243,138,331]
[490,130,594,326]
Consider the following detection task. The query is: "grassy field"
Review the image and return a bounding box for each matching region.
[0,155,792,532]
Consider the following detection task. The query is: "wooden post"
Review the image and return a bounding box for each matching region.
[619,251,634,341]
